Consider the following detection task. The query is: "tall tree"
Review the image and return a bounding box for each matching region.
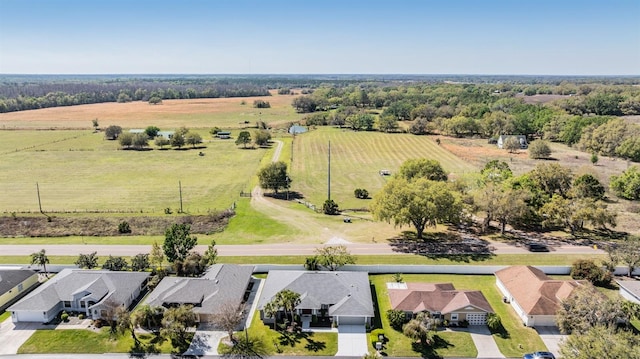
[556,285,627,334]
[170,132,185,148]
[185,132,202,148]
[203,239,218,265]
[30,249,49,277]
[314,245,356,271]
[102,255,129,271]
[235,131,252,148]
[371,177,462,239]
[258,161,290,194]
[150,240,165,270]
[530,162,573,198]
[397,158,448,182]
[161,305,198,350]
[131,253,150,272]
[606,236,640,277]
[559,325,640,359]
[163,223,197,263]
[275,289,301,326]
[115,306,141,347]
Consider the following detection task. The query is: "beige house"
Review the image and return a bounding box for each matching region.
[388,282,493,325]
[495,265,582,327]
[0,269,39,311]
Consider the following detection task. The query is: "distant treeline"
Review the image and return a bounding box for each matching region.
[0,78,271,113]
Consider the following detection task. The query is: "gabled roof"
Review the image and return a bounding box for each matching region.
[144,264,253,316]
[8,269,150,312]
[495,265,582,316]
[388,282,493,314]
[257,271,374,318]
[0,269,37,295]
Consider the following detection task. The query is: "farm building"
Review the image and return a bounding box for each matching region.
[157,131,174,139]
[497,135,528,149]
[216,131,232,139]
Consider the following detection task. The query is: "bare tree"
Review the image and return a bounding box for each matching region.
[212,301,246,342]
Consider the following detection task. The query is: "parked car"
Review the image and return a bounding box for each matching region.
[525,242,549,252]
[523,351,556,359]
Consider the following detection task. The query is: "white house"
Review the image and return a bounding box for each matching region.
[8,269,149,323]
[497,135,528,149]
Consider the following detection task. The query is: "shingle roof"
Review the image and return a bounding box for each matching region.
[143,264,253,316]
[617,280,640,301]
[388,282,493,314]
[0,269,37,295]
[257,271,374,318]
[8,269,150,312]
[495,265,582,316]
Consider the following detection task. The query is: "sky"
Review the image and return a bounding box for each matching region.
[0,0,639,75]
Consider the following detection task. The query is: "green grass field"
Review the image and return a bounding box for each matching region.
[18,328,182,354]
[0,130,268,213]
[290,127,478,209]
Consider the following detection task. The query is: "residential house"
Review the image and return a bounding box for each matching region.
[257,270,374,327]
[495,265,582,327]
[157,131,174,139]
[143,264,254,323]
[0,269,39,311]
[387,282,493,325]
[497,135,528,149]
[8,269,149,323]
[617,280,640,305]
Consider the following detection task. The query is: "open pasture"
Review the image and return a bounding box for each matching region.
[0,130,267,213]
[0,91,302,130]
[290,127,477,209]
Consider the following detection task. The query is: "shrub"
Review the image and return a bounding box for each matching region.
[323,199,340,215]
[387,309,408,331]
[118,221,131,234]
[61,312,69,322]
[610,166,640,200]
[354,188,369,199]
[393,273,403,283]
[528,140,552,159]
[571,259,612,286]
[78,314,85,320]
[486,313,502,332]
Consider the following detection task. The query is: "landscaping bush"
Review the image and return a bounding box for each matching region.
[386,309,408,331]
[354,188,369,199]
[570,259,612,286]
[118,221,131,234]
[323,199,340,215]
[61,311,69,322]
[78,313,85,320]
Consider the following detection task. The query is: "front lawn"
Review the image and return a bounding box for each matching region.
[0,311,10,322]
[219,311,337,356]
[18,328,185,354]
[370,274,546,358]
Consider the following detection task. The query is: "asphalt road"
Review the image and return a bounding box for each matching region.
[0,240,605,257]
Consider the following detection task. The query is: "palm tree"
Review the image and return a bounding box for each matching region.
[263,301,278,331]
[30,249,49,277]
[275,289,301,327]
[403,318,430,347]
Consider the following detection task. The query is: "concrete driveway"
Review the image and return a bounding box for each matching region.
[466,326,504,358]
[335,325,368,356]
[536,326,566,356]
[183,327,227,356]
[0,319,39,355]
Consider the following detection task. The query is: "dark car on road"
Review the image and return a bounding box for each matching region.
[523,351,556,359]
[525,242,550,252]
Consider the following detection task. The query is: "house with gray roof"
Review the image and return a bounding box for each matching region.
[8,269,150,323]
[143,264,254,323]
[0,269,39,311]
[257,270,374,327]
[617,280,640,305]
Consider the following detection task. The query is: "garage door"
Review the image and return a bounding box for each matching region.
[14,311,45,323]
[466,313,487,325]
[338,316,365,325]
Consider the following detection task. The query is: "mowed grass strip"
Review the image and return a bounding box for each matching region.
[0,131,267,213]
[0,253,607,266]
[370,274,545,358]
[18,328,179,354]
[290,128,477,209]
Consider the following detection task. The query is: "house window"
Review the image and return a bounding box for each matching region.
[64,301,72,308]
[450,313,458,321]
[80,302,86,308]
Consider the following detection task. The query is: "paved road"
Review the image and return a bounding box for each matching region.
[0,240,606,257]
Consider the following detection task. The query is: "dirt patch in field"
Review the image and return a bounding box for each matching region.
[515,94,572,104]
[0,211,233,237]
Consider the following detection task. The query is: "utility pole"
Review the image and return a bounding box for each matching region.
[179,181,183,213]
[327,140,331,201]
[36,182,43,214]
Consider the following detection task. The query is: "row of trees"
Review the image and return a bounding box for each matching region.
[105,125,203,150]
[0,80,270,113]
[293,82,640,163]
[235,129,272,148]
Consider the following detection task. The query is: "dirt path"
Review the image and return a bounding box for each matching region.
[250,140,348,243]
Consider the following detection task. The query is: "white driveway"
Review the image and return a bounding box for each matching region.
[0,319,39,355]
[183,328,227,356]
[466,326,504,358]
[536,326,567,357]
[335,325,368,356]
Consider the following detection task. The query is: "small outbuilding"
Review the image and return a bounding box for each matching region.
[497,135,528,149]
